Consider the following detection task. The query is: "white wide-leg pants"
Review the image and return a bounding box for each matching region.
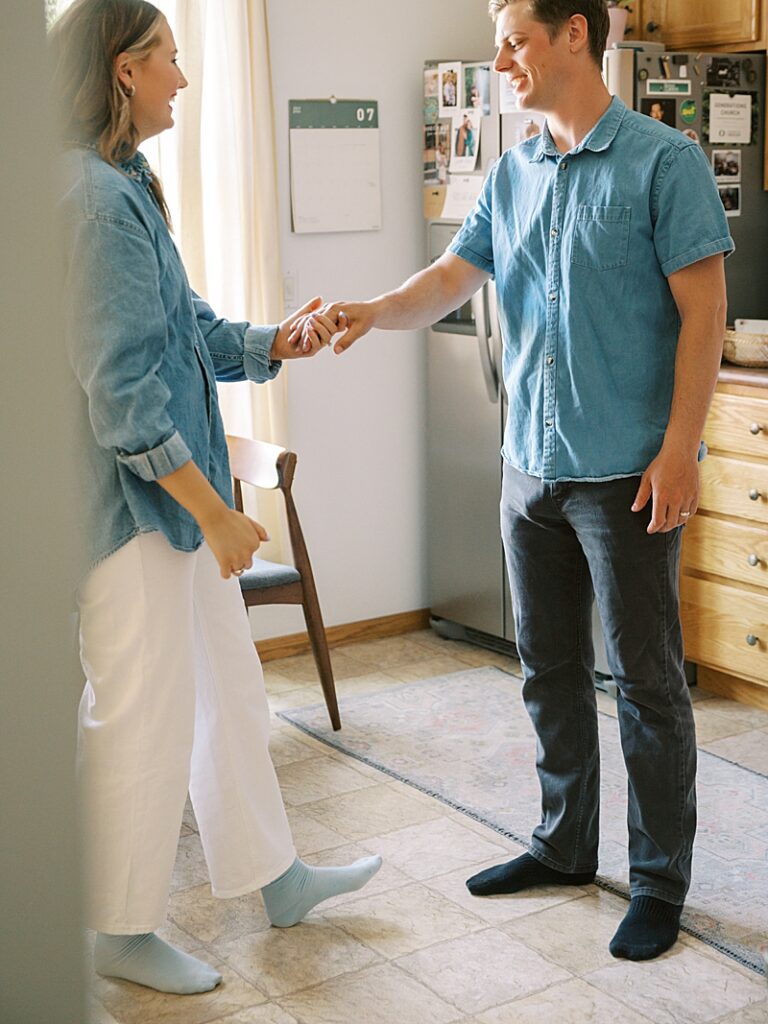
[77,532,296,934]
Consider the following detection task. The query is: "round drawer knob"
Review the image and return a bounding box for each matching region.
[746,634,759,647]
[748,553,761,567]
[750,423,763,435]
[749,489,762,501]
[646,21,660,32]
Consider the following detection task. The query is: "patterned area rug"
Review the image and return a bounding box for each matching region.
[280,666,768,975]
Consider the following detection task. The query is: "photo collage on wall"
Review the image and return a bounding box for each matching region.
[637,53,760,219]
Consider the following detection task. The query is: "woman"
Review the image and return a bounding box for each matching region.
[50,0,379,997]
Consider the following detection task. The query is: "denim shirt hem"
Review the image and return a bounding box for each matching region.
[83,526,204,581]
[502,455,641,484]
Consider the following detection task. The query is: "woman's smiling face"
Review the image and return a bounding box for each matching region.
[117,16,188,143]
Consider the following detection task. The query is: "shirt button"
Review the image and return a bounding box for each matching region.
[546,356,554,365]
[545,419,553,428]
[561,161,568,170]
[549,291,557,301]
[550,228,558,238]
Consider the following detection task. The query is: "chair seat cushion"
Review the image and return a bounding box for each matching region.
[238,557,301,591]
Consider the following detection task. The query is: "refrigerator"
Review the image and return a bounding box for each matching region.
[603,45,768,320]
[423,59,612,680]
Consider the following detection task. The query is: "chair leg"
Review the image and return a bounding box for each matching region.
[301,591,341,731]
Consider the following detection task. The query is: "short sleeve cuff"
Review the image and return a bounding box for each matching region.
[448,241,495,276]
[244,324,282,382]
[116,430,192,481]
[661,237,735,278]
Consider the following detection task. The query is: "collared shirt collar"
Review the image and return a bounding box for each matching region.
[528,95,627,162]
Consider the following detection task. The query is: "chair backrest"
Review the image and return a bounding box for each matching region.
[225,434,312,585]
[226,434,288,491]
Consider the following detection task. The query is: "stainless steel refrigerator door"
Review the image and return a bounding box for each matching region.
[427,297,506,636]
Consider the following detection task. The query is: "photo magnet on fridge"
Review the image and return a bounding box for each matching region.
[718,183,741,217]
[712,149,741,182]
[707,57,742,89]
[438,62,462,119]
[450,108,481,173]
[641,97,676,127]
[464,63,492,117]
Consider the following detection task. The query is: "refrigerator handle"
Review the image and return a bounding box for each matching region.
[486,279,504,388]
[471,285,499,404]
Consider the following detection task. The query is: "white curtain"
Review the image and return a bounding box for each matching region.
[143,0,289,560]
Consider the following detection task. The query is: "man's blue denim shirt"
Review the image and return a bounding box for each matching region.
[449,96,734,482]
[59,147,281,570]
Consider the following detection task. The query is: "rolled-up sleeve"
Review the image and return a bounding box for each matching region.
[652,143,734,277]
[192,293,281,383]
[65,216,192,481]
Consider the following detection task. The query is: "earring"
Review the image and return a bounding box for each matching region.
[122,83,135,98]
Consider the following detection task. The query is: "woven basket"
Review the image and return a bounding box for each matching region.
[723,328,768,368]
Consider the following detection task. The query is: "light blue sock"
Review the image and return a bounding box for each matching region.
[261,855,382,927]
[93,932,222,994]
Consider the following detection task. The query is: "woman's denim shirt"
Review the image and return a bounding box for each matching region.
[58,147,281,571]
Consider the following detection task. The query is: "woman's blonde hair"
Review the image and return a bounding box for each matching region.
[50,0,172,226]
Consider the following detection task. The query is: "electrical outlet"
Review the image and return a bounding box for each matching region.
[283,270,297,311]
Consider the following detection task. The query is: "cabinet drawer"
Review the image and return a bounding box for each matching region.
[683,516,768,590]
[681,576,768,684]
[705,392,768,460]
[698,454,768,524]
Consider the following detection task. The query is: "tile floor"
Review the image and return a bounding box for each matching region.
[89,629,768,1024]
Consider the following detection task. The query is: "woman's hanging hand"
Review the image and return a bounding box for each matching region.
[199,505,270,579]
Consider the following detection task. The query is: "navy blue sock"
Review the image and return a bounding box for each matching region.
[466,852,596,896]
[609,896,682,960]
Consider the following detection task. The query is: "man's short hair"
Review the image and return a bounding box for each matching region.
[489,0,610,68]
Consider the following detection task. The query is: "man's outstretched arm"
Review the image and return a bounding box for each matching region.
[293,252,490,354]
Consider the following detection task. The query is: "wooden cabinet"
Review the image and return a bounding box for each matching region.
[681,369,768,708]
[643,0,761,49]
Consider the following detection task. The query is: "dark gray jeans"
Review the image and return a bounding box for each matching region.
[501,463,697,905]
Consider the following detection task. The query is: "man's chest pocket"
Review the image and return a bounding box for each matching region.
[571,204,631,271]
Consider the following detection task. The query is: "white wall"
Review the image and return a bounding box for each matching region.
[255,0,495,640]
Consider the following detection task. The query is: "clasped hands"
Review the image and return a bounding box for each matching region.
[269,296,372,361]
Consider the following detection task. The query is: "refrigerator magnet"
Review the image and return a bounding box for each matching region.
[450,109,481,173]
[712,149,741,183]
[640,97,676,127]
[438,62,462,119]
[464,63,492,117]
[718,183,741,217]
[680,99,697,124]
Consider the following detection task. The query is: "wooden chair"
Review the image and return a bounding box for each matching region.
[226,434,341,731]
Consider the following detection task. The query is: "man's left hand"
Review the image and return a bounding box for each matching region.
[632,446,699,533]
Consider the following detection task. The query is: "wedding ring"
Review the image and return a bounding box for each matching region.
[233,567,245,576]
[679,511,691,518]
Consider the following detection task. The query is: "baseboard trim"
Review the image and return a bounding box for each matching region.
[255,608,431,662]
[697,665,768,710]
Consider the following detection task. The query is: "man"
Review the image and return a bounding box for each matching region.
[300,0,731,961]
